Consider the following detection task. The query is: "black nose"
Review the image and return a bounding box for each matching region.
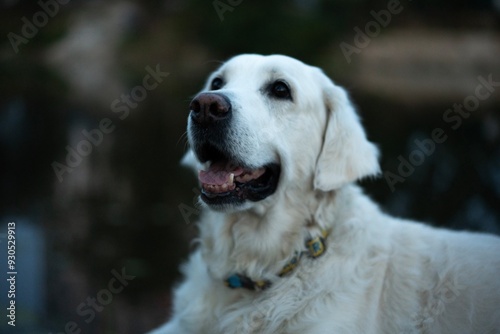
[189,93,231,126]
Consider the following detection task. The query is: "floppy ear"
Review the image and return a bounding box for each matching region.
[180,149,202,174]
[314,72,380,191]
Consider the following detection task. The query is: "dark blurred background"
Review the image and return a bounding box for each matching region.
[0,0,499,333]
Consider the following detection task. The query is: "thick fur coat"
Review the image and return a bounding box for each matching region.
[150,54,500,334]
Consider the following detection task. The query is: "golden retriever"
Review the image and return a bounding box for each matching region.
[149,54,500,334]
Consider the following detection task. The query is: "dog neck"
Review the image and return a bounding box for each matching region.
[197,184,358,288]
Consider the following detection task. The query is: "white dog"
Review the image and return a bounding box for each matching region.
[150,54,500,334]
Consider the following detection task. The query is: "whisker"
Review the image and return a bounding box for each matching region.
[176,131,188,147]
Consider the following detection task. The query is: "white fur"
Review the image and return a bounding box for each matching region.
[149,54,500,334]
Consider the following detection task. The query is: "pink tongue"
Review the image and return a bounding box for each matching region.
[198,162,244,185]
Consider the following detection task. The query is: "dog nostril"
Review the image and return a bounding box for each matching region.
[190,100,201,114]
[189,93,231,125]
[209,102,226,116]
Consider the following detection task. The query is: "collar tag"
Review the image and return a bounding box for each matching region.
[306,235,326,258]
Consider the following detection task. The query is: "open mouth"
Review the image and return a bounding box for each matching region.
[196,146,280,207]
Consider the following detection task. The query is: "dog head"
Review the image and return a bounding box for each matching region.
[182,54,379,211]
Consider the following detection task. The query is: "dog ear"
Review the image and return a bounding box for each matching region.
[180,149,202,173]
[313,71,380,191]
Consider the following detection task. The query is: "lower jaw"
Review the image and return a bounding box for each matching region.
[200,186,277,209]
[200,164,281,208]
[201,183,252,202]
[200,191,246,209]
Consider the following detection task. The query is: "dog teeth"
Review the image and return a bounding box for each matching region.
[234,168,266,183]
[203,182,236,194]
[201,167,266,193]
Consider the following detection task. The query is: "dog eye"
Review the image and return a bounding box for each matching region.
[211,77,224,90]
[270,81,291,100]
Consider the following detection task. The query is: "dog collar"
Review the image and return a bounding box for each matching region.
[224,229,329,291]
